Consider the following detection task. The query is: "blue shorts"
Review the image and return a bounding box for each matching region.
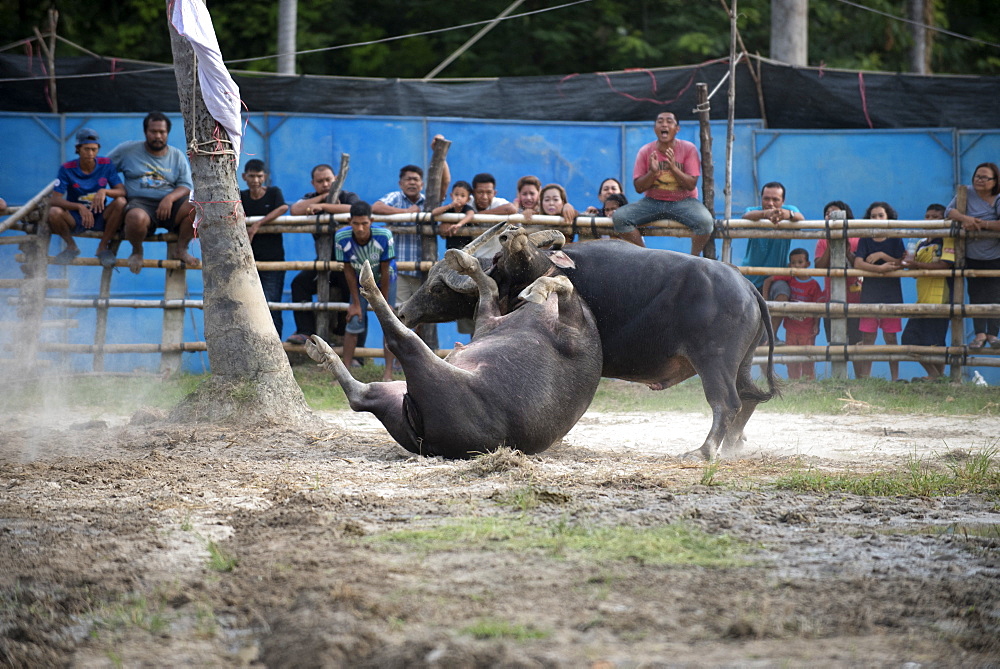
[70,209,107,233]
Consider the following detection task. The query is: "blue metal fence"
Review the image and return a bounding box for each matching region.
[2,111,998,382]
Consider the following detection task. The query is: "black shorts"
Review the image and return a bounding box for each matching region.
[901,317,949,347]
[125,197,187,232]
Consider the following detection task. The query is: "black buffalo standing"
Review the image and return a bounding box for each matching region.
[306,230,602,458]
[397,224,779,460]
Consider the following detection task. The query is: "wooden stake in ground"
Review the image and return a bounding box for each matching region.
[165,0,313,425]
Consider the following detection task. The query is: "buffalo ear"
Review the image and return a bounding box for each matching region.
[442,269,478,294]
[548,250,576,269]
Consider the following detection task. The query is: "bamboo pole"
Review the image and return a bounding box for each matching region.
[767,302,999,316]
[950,186,969,382]
[0,180,57,234]
[0,278,69,289]
[315,153,351,341]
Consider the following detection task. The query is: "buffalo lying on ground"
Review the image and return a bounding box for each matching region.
[397,224,779,460]
[306,229,602,458]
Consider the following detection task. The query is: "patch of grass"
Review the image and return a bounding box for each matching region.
[460,618,549,641]
[4,374,202,414]
[775,447,1000,497]
[365,516,751,567]
[492,484,571,511]
[91,594,171,637]
[588,377,999,417]
[8,368,997,418]
[700,461,721,486]
[206,541,238,572]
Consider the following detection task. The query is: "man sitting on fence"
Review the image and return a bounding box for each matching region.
[49,127,127,269]
[611,111,715,255]
[285,163,362,346]
[108,112,197,274]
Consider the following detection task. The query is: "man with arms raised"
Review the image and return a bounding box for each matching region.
[611,111,715,255]
[108,112,197,274]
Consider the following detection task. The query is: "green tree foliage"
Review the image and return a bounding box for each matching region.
[1,0,997,76]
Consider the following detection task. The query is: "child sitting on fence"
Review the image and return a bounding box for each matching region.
[335,200,397,380]
[432,180,476,251]
[762,248,823,379]
[853,202,906,381]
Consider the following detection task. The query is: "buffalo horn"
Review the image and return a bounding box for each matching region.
[441,269,478,294]
[462,221,509,255]
[528,229,566,250]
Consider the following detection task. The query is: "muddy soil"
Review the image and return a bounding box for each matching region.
[1,405,998,667]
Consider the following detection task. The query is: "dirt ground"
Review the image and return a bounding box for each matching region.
[1,399,999,667]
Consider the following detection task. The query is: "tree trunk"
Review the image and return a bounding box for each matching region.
[770,0,808,66]
[166,0,314,426]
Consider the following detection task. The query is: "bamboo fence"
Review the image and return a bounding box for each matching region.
[2,193,1000,380]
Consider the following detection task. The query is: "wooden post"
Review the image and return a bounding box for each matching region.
[420,135,451,351]
[92,240,120,372]
[695,83,716,260]
[827,210,849,379]
[316,153,350,341]
[949,186,968,382]
[160,250,187,375]
[32,10,59,114]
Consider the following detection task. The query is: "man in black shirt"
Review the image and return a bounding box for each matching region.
[240,159,288,335]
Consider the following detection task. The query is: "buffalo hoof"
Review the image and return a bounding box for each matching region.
[680,447,713,462]
[357,261,378,297]
[518,274,572,304]
[304,335,335,364]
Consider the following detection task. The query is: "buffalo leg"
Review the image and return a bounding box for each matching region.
[681,365,741,461]
[304,335,415,447]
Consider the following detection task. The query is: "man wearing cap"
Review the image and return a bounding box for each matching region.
[49,128,128,268]
[108,112,197,274]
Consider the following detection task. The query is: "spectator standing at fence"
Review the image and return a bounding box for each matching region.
[471,173,517,216]
[612,111,714,255]
[763,248,823,379]
[540,183,578,227]
[901,204,955,380]
[48,127,127,268]
[432,180,476,251]
[945,162,1000,349]
[285,164,361,346]
[289,164,356,217]
[513,175,542,221]
[107,112,196,274]
[336,201,396,379]
[584,177,624,215]
[853,201,905,380]
[372,138,453,298]
[601,193,627,217]
[814,201,863,368]
[742,181,805,340]
[240,159,288,336]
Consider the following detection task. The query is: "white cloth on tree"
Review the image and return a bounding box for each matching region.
[169,0,243,157]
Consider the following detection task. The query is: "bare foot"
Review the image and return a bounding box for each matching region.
[173,250,201,268]
[127,252,144,275]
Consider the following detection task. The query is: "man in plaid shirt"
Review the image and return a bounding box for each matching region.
[372,164,431,307]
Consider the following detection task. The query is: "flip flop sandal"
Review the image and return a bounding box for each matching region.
[53,247,80,265]
[97,249,117,269]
